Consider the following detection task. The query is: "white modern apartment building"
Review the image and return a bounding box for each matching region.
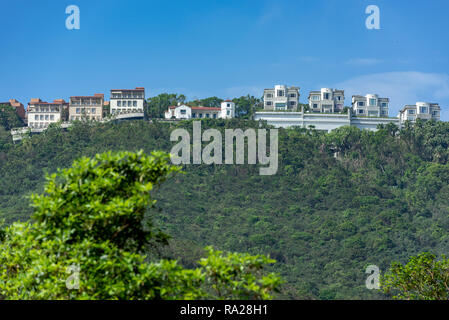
[308,88,345,113]
[165,101,235,120]
[110,87,145,115]
[263,85,300,110]
[398,102,441,123]
[69,94,104,121]
[27,98,68,128]
[352,94,389,117]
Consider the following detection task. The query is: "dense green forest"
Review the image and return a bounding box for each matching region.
[0,116,448,299]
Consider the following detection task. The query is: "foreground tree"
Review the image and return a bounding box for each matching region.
[0,150,281,299]
[382,252,449,300]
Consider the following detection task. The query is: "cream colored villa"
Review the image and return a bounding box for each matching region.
[352,94,389,117]
[263,85,300,110]
[398,102,441,122]
[308,88,345,113]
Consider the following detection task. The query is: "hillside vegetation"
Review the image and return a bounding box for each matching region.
[0,118,448,299]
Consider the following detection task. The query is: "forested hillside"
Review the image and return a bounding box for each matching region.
[0,118,448,299]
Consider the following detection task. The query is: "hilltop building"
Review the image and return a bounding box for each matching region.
[398,102,440,123]
[352,94,389,117]
[69,94,104,121]
[165,101,235,120]
[27,98,68,128]
[263,85,300,110]
[110,87,146,115]
[308,88,345,113]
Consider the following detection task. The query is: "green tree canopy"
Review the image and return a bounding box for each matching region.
[382,252,449,300]
[0,150,281,299]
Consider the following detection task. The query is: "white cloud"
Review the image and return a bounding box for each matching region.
[333,71,449,120]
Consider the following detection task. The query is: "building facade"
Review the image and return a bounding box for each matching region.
[352,94,389,117]
[308,88,345,113]
[27,98,68,128]
[110,87,145,115]
[399,102,441,123]
[69,94,104,121]
[165,101,235,120]
[263,85,300,110]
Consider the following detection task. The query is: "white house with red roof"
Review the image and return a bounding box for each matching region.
[165,100,235,120]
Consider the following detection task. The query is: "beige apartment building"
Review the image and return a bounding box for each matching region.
[69,94,104,121]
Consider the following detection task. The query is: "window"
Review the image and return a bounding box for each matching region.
[76,108,80,114]
[227,103,231,107]
[213,114,217,119]
[40,115,44,120]
[432,111,439,116]
[337,96,341,101]
[369,99,377,106]
[117,101,121,107]
[35,115,39,120]
[133,101,137,107]
[408,109,415,115]
[50,115,54,121]
[381,110,387,115]
[199,113,203,118]
[358,101,365,106]
[92,108,96,114]
[192,113,196,118]
[290,93,296,98]
[266,93,273,98]
[358,109,364,114]
[180,110,186,115]
[323,93,330,100]
[227,110,230,115]
[381,102,388,107]
[290,101,296,106]
[266,101,272,106]
[313,104,318,109]
[128,101,132,107]
[206,114,210,118]
[277,90,284,97]
[312,95,320,101]
[420,106,428,113]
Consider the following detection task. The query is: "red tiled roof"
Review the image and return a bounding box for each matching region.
[28,99,67,105]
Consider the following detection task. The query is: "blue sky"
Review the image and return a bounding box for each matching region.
[1,0,449,119]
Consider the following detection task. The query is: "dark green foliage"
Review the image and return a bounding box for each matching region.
[0,118,448,299]
[0,104,24,131]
